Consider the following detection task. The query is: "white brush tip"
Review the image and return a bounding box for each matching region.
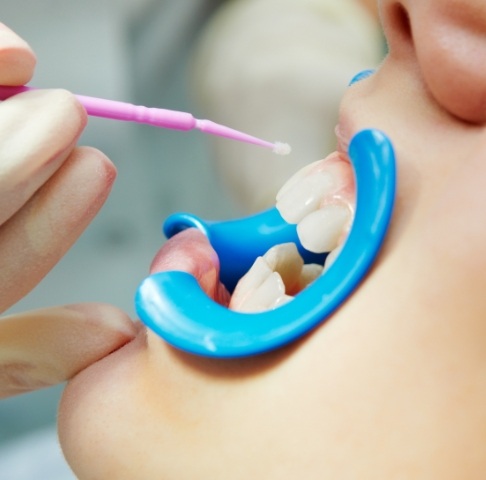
[272,142,291,156]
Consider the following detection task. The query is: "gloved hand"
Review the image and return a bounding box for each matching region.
[0,23,136,399]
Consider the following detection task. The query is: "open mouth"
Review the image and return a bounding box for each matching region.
[230,150,356,313]
[136,128,395,358]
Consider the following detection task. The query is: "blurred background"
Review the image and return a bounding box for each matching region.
[0,0,382,477]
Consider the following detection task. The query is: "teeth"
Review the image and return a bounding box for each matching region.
[234,272,286,313]
[262,242,304,295]
[276,160,324,201]
[297,263,324,289]
[229,257,273,310]
[297,204,351,253]
[230,152,355,313]
[230,243,305,313]
[275,170,334,224]
[276,152,355,254]
[323,243,344,272]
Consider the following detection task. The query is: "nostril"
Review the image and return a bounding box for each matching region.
[389,3,413,43]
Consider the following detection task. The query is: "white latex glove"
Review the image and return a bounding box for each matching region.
[0,23,136,399]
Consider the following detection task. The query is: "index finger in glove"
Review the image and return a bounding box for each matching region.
[0,146,116,312]
[0,88,87,226]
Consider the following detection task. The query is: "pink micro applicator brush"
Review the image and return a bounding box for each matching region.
[0,85,291,155]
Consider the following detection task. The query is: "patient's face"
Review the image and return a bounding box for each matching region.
[58,1,486,478]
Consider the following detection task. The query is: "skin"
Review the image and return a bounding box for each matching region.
[57,1,486,479]
[0,23,136,399]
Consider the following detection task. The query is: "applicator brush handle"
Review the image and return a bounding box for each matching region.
[0,85,290,154]
[76,92,197,130]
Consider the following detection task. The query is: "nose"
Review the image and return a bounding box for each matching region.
[380,0,486,124]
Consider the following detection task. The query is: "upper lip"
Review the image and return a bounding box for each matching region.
[334,123,349,154]
[334,108,359,156]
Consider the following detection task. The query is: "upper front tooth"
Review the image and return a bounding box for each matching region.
[297,204,351,253]
[276,160,321,201]
[323,243,344,272]
[276,171,334,224]
[275,153,355,255]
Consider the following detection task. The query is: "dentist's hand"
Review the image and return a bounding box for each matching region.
[0,23,136,399]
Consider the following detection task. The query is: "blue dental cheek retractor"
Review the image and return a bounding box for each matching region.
[135,129,396,358]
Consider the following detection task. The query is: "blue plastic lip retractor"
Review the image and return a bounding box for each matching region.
[135,128,396,358]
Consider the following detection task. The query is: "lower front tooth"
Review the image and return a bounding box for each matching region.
[263,243,303,293]
[234,271,285,313]
[297,204,351,253]
[229,257,273,310]
[296,263,324,291]
[230,243,326,314]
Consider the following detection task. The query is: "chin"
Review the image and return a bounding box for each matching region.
[57,330,150,479]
